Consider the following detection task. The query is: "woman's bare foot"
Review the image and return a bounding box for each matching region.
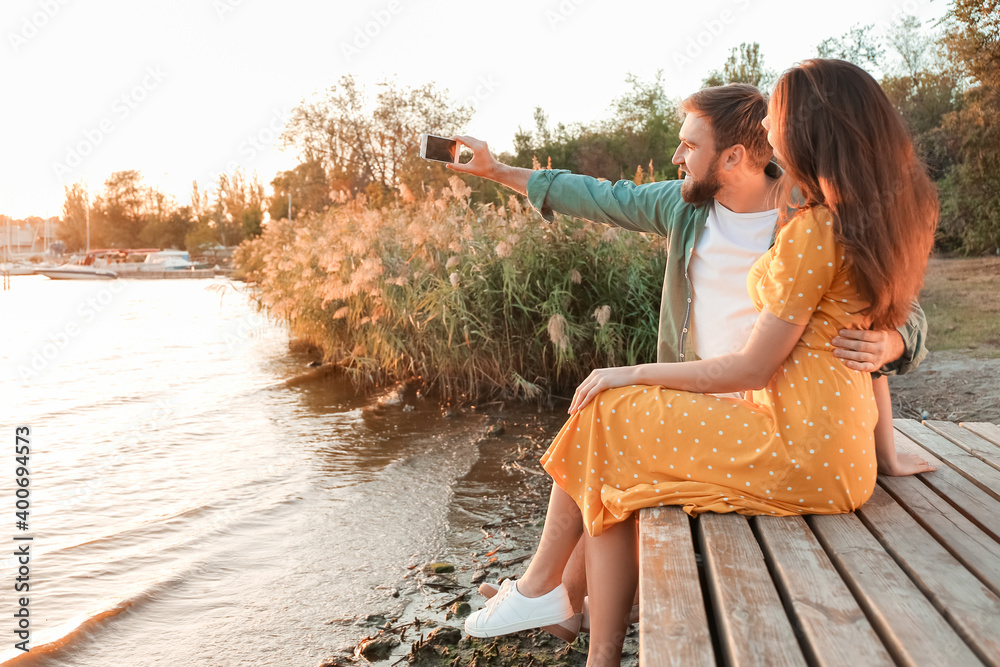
[878,451,937,476]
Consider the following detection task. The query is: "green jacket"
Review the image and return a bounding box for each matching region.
[526,168,928,375]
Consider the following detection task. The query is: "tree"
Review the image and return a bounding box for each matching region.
[879,15,959,179]
[93,170,147,247]
[213,169,266,244]
[703,42,777,90]
[185,181,222,252]
[268,159,330,221]
[281,75,472,202]
[139,189,191,250]
[59,182,99,251]
[606,71,681,175]
[817,23,885,73]
[510,72,682,184]
[936,0,1000,253]
[887,15,933,80]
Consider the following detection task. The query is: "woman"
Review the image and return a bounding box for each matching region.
[463,59,939,666]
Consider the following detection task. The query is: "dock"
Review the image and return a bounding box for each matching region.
[638,418,1000,666]
[116,268,229,279]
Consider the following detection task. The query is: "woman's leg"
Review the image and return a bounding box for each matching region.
[584,513,638,667]
[872,374,936,475]
[563,538,588,610]
[516,481,586,597]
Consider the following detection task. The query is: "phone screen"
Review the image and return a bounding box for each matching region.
[424,135,457,163]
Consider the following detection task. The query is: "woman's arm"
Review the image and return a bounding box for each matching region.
[569,309,804,413]
[872,375,936,476]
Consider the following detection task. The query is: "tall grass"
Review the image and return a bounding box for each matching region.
[235,178,668,402]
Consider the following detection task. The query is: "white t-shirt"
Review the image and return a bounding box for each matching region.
[688,200,779,360]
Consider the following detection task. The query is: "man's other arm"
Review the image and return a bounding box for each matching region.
[832,300,929,375]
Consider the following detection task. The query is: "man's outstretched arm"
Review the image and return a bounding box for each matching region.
[446,135,685,237]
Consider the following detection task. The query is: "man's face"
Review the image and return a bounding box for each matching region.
[671,113,723,205]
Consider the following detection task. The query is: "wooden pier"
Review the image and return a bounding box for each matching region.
[638,418,1000,666]
[116,268,220,279]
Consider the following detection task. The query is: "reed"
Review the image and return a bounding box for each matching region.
[234,178,668,402]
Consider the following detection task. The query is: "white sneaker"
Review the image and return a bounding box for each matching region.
[477,581,582,642]
[465,579,575,638]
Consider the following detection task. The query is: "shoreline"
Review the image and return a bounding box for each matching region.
[317,407,639,667]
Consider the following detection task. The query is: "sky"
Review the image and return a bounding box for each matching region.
[1,0,950,219]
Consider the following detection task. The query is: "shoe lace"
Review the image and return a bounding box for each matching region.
[481,579,515,620]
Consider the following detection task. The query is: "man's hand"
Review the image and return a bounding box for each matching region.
[446,135,531,196]
[831,328,905,372]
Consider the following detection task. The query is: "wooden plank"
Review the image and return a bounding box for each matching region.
[892,428,1000,540]
[637,507,714,667]
[699,512,806,667]
[880,474,1000,597]
[755,515,893,667]
[895,419,1000,499]
[925,419,1000,474]
[808,511,982,666]
[960,422,1000,450]
[857,485,1000,664]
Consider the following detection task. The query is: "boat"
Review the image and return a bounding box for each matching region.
[89,248,196,274]
[36,264,117,280]
[0,262,36,275]
[36,250,125,280]
[37,248,215,279]
[140,249,195,271]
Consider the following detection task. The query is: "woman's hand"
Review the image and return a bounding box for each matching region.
[878,451,937,476]
[569,366,638,415]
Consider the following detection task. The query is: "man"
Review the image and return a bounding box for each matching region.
[449,83,930,638]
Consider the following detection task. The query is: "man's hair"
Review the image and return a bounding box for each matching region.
[680,83,771,171]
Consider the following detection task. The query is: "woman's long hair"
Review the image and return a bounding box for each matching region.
[770,58,938,330]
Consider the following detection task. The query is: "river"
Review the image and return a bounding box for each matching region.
[1,275,531,666]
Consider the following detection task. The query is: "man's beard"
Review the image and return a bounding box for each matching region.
[680,153,722,205]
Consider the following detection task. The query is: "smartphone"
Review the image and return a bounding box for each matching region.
[420,133,458,163]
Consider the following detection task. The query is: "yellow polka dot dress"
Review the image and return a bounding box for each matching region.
[540,206,878,536]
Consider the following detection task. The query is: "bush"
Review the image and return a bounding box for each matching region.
[235,178,667,402]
